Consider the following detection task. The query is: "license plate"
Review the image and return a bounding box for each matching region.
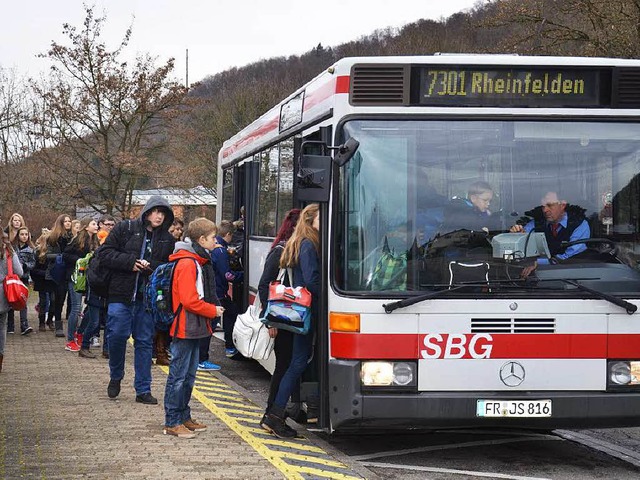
[476,400,552,418]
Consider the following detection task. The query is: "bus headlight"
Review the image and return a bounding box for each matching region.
[607,361,640,386]
[361,361,416,387]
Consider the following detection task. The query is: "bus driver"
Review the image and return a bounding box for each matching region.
[510,190,590,276]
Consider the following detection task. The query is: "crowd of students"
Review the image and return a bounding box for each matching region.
[0,198,320,441]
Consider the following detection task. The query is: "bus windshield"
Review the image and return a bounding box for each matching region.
[336,119,640,296]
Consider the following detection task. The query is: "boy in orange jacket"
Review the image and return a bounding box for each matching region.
[163,218,224,439]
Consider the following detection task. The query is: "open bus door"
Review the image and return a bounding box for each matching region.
[296,127,359,430]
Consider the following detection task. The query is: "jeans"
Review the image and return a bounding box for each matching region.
[80,305,100,349]
[107,302,154,395]
[6,308,28,332]
[66,281,83,340]
[52,282,67,327]
[0,312,7,356]
[273,331,313,410]
[164,338,200,427]
[266,329,300,411]
[221,297,238,349]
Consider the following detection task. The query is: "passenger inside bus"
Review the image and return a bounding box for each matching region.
[509,190,591,277]
[440,180,499,235]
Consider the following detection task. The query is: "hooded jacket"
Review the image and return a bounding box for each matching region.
[169,241,218,339]
[99,196,175,304]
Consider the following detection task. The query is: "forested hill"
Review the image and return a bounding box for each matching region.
[182,0,640,182]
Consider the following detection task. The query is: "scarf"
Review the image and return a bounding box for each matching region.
[192,242,219,305]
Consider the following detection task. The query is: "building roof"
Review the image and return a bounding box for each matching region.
[130,186,217,206]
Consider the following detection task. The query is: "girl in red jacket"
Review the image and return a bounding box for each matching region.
[163,218,224,439]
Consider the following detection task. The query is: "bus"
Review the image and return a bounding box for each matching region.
[217,55,640,433]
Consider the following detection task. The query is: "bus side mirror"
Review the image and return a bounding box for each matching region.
[297,154,331,203]
[332,138,360,167]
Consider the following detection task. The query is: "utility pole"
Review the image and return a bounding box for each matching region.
[186,49,189,89]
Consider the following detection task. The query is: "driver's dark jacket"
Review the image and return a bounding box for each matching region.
[523,204,588,257]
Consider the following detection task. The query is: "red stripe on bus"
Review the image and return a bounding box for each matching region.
[335,75,350,93]
[330,333,640,359]
[222,116,279,158]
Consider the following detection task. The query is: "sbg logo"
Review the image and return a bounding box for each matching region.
[421,334,493,359]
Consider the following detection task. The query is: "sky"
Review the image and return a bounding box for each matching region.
[0,0,480,85]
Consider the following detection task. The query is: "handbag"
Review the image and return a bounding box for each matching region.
[261,268,312,335]
[4,249,29,311]
[233,296,274,360]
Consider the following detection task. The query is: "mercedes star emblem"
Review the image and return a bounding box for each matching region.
[499,361,526,387]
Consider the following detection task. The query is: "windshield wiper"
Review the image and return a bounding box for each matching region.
[382,278,637,315]
[558,279,637,315]
[383,285,475,313]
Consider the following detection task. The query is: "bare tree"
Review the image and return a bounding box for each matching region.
[30,5,187,215]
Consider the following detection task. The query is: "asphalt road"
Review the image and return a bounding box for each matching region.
[214,336,640,480]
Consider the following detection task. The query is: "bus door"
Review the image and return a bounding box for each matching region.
[294,126,332,429]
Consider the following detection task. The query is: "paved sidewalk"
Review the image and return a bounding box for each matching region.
[0,327,285,479]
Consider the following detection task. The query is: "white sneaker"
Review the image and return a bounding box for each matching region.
[91,337,101,347]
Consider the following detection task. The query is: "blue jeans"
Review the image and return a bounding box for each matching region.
[164,338,200,427]
[67,281,83,341]
[273,331,313,410]
[107,302,154,395]
[80,305,100,349]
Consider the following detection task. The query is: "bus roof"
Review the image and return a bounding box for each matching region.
[218,55,640,167]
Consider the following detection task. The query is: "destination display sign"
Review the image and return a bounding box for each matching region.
[416,67,610,107]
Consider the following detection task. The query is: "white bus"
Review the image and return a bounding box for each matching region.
[218,55,640,433]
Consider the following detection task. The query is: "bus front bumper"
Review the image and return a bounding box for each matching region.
[329,360,640,432]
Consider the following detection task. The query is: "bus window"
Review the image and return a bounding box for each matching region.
[336,119,640,295]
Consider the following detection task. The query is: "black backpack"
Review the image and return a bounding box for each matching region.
[86,245,112,298]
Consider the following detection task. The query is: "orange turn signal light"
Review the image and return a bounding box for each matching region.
[329,312,360,332]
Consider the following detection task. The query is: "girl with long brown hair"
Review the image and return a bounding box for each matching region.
[46,214,73,337]
[261,204,320,438]
[32,230,54,331]
[62,217,99,354]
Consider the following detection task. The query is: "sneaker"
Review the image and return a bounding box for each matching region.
[225,347,239,358]
[260,413,297,439]
[78,348,97,359]
[7,330,14,334]
[21,327,33,336]
[197,361,221,371]
[55,329,65,338]
[74,332,83,347]
[91,337,100,347]
[163,424,195,439]
[135,393,158,405]
[107,379,121,399]
[65,341,80,352]
[183,418,207,432]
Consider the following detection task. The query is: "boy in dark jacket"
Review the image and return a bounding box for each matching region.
[210,220,243,358]
[99,196,175,404]
[163,218,223,438]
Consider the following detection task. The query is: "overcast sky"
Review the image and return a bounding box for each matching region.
[0,0,480,85]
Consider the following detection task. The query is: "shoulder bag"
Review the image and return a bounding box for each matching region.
[4,249,29,311]
[261,268,312,335]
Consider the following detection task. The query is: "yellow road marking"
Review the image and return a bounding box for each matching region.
[261,438,326,453]
[191,389,304,479]
[217,408,263,418]
[271,451,347,469]
[156,363,365,479]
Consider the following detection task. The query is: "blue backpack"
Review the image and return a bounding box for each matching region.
[144,258,193,330]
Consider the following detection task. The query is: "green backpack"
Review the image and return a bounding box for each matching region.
[72,252,94,293]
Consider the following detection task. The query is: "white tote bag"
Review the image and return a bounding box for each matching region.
[232,296,275,360]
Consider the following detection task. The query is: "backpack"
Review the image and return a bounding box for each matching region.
[144,258,193,330]
[72,252,93,293]
[87,245,112,298]
[47,254,66,285]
